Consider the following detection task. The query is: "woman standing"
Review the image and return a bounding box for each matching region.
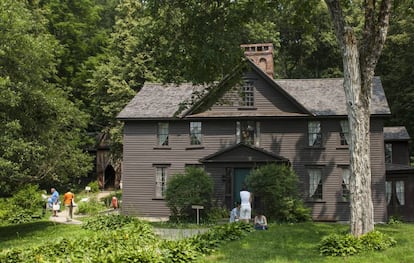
[239,185,251,223]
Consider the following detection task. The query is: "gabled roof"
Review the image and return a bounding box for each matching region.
[117,83,206,120]
[275,77,390,116]
[384,126,411,141]
[117,60,391,120]
[199,143,289,163]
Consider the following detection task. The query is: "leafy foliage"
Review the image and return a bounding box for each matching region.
[0,0,92,195]
[0,185,45,225]
[0,214,253,262]
[246,163,311,222]
[319,230,396,256]
[165,167,214,223]
[82,214,136,231]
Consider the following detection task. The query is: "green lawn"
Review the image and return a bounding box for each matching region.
[1,220,414,263]
[0,220,89,250]
[199,222,414,263]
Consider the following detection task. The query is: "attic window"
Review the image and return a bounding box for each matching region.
[240,81,254,107]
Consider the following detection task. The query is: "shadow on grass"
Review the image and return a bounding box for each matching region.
[0,221,57,242]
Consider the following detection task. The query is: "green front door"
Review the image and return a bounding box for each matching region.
[233,168,251,203]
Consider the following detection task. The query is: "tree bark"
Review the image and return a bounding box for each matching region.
[325,0,392,237]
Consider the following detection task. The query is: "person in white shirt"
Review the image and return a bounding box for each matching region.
[239,185,252,223]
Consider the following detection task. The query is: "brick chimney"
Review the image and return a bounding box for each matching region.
[240,43,274,79]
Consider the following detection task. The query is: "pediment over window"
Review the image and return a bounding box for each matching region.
[200,143,289,164]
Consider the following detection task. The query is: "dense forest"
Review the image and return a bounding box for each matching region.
[0,0,413,195]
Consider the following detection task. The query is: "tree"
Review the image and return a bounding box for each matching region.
[246,164,311,222]
[324,0,392,237]
[165,167,213,222]
[0,0,92,195]
[377,1,414,154]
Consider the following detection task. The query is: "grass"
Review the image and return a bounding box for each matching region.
[198,222,414,263]
[0,219,88,251]
[1,219,414,262]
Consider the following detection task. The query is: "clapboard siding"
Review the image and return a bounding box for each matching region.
[209,71,302,115]
[122,117,387,222]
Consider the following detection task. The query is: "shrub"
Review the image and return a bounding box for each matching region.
[165,167,213,222]
[319,230,397,257]
[82,214,136,231]
[246,164,311,222]
[359,230,397,251]
[76,197,105,215]
[87,181,99,193]
[319,233,362,256]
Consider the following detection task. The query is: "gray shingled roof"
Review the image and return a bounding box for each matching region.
[384,126,411,140]
[118,72,391,119]
[275,77,390,116]
[117,83,206,119]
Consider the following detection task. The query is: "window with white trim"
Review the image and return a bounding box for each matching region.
[240,81,254,107]
[190,122,202,145]
[155,166,168,199]
[340,120,350,146]
[341,167,350,201]
[396,181,405,206]
[236,121,260,146]
[308,121,322,147]
[308,168,323,200]
[157,122,169,146]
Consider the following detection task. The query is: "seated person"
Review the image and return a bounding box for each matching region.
[229,202,240,223]
[254,211,268,230]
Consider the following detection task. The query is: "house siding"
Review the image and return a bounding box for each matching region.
[121,117,387,222]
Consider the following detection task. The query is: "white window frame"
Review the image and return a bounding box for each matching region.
[308,168,323,200]
[341,167,350,201]
[340,120,350,146]
[308,121,322,147]
[157,122,169,146]
[190,122,202,145]
[155,166,168,199]
[240,81,255,107]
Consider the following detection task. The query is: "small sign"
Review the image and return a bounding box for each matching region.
[192,205,204,225]
[85,186,91,191]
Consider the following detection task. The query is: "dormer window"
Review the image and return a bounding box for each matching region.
[240,81,254,107]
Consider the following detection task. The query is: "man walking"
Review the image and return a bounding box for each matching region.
[63,190,75,222]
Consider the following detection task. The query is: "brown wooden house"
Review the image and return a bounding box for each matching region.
[384,126,414,221]
[117,43,392,222]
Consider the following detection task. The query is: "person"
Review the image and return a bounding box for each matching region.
[111,196,118,210]
[63,190,75,222]
[229,202,240,223]
[254,211,268,230]
[239,185,252,223]
[50,188,60,217]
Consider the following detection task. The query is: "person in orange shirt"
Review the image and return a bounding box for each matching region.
[63,190,75,222]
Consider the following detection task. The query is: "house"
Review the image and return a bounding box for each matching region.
[384,126,414,221]
[117,43,392,222]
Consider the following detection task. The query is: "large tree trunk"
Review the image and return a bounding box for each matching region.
[325,0,392,237]
[343,28,374,236]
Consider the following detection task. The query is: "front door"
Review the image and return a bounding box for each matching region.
[233,168,251,203]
